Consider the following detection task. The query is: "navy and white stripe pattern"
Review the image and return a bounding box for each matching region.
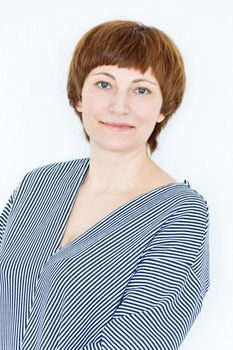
[0,157,209,350]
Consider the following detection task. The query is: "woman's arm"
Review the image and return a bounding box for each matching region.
[0,183,21,247]
[81,197,209,350]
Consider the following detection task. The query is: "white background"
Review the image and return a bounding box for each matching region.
[0,0,233,348]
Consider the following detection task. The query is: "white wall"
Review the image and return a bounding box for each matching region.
[1,0,232,348]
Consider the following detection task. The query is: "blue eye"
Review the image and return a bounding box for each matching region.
[137,87,150,95]
[98,81,109,89]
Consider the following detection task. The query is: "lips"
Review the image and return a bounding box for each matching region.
[101,121,134,128]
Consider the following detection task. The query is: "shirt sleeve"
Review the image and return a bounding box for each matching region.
[82,196,210,350]
[0,183,21,247]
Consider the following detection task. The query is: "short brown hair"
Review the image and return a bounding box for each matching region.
[67,20,186,153]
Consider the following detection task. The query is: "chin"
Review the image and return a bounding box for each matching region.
[91,138,133,151]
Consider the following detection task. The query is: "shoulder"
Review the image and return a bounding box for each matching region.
[178,181,209,219]
[23,157,88,180]
[143,181,210,266]
[145,162,209,221]
[163,180,209,215]
[25,157,89,177]
[14,157,90,198]
[152,180,209,237]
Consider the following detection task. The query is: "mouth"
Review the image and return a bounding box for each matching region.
[100,121,134,130]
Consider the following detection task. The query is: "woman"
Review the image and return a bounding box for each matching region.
[0,20,209,349]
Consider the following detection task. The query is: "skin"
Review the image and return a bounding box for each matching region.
[76,65,175,195]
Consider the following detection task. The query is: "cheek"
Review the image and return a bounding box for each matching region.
[133,101,161,123]
[81,98,105,132]
[82,94,107,117]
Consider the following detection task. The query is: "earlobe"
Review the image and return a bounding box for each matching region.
[157,114,165,123]
[76,101,82,112]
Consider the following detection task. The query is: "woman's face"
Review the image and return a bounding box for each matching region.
[76,65,165,154]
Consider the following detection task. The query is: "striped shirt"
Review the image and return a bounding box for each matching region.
[0,157,210,350]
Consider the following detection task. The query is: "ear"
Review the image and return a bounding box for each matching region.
[76,101,82,112]
[157,113,165,123]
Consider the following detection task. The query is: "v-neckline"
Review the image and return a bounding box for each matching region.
[55,158,189,255]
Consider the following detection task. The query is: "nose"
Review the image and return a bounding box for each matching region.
[108,90,130,116]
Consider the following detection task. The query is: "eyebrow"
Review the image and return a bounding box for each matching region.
[92,72,158,86]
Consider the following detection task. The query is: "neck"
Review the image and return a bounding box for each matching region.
[82,145,157,194]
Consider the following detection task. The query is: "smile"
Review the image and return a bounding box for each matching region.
[100,121,134,131]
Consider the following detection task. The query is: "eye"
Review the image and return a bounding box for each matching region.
[136,87,151,95]
[96,81,110,89]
